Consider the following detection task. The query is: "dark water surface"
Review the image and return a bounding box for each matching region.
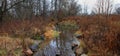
[34,32,80,56]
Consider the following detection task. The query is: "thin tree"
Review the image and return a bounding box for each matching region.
[95,0,113,15]
[116,7,120,14]
[0,0,25,23]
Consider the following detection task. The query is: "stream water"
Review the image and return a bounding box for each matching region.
[33,36,80,56]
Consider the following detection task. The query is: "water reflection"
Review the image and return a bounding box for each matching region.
[34,35,80,56]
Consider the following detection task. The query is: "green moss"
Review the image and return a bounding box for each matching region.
[58,20,79,32]
[13,48,22,56]
[0,49,7,56]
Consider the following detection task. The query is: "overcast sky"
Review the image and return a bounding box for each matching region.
[77,0,120,13]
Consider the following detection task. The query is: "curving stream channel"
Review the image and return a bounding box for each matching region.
[33,32,80,56]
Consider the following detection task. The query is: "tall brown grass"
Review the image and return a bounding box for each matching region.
[0,36,34,56]
[0,15,120,56]
[64,15,120,56]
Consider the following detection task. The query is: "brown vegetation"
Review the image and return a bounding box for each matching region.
[0,15,120,56]
[0,36,34,56]
[67,15,120,56]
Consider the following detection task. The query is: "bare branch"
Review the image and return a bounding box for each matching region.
[4,0,25,13]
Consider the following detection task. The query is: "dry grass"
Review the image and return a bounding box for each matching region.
[65,15,120,56]
[0,15,120,56]
[0,36,34,56]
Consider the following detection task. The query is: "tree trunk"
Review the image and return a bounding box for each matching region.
[0,11,3,23]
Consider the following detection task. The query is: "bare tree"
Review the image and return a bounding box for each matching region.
[14,0,34,19]
[42,0,47,17]
[35,0,42,16]
[0,0,82,21]
[0,0,25,22]
[50,0,81,19]
[68,0,81,16]
[83,0,88,15]
[115,7,120,14]
[50,0,59,18]
[95,0,113,15]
